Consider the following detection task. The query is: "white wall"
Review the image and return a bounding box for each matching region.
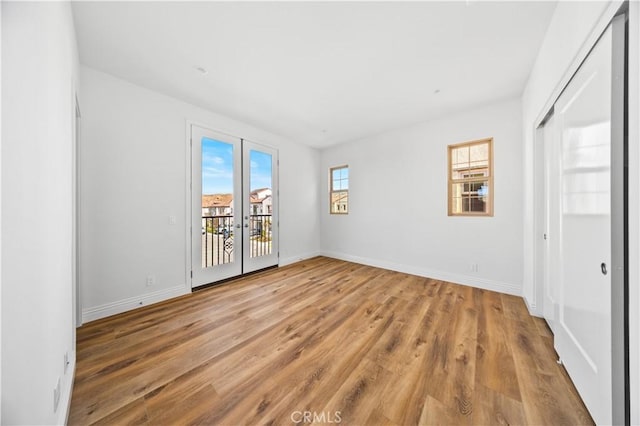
[522,0,638,422]
[320,98,523,295]
[1,2,78,424]
[79,66,320,322]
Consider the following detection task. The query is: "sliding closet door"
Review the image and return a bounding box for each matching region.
[541,113,560,333]
[552,18,625,424]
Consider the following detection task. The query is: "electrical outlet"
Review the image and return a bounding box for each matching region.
[53,377,61,413]
[168,215,176,225]
[146,275,155,286]
[470,263,479,273]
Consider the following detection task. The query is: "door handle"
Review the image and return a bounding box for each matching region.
[235,224,241,229]
[601,262,607,275]
[244,224,249,228]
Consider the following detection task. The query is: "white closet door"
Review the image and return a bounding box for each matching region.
[542,113,560,333]
[554,25,613,424]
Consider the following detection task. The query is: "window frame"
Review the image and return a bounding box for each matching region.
[329,165,349,215]
[447,138,494,217]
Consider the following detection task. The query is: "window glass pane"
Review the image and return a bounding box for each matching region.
[202,137,233,196]
[333,169,341,180]
[453,146,469,167]
[249,150,273,258]
[469,143,489,170]
[201,137,234,268]
[250,150,272,193]
[470,143,489,162]
[467,196,486,213]
[451,181,489,214]
[331,191,348,213]
[451,169,468,180]
[451,147,471,179]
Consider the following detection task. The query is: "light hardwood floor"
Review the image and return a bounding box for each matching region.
[69,257,593,425]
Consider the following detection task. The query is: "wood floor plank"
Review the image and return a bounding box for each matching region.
[475,288,522,402]
[472,383,526,426]
[69,257,593,425]
[319,357,395,424]
[90,397,148,426]
[421,284,477,425]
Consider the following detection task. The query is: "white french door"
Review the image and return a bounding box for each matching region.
[191,125,278,287]
[242,140,279,274]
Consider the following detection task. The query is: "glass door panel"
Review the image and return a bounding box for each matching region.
[201,138,235,268]
[191,125,242,286]
[243,140,278,273]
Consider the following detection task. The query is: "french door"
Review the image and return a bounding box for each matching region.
[191,125,278,287]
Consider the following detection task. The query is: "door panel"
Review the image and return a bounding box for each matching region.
[242,141,278,273]
[191,125,242,286]
[554,25,612,424]
[542,113,559,332]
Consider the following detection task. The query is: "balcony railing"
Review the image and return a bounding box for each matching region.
[201,214,273,268]
[249,214,273,258]
[201,215,234,268]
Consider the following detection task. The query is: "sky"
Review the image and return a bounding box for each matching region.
[202,137,272,195]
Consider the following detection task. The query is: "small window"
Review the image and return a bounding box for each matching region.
[330,165,349,214]
[448,138,493,216]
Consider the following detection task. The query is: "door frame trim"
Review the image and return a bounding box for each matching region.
[610,10,629,426]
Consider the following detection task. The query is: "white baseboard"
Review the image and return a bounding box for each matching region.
[320,250,521,296]
[279,251,322,267]
[82,285,189,323]
[523,294,543,317]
